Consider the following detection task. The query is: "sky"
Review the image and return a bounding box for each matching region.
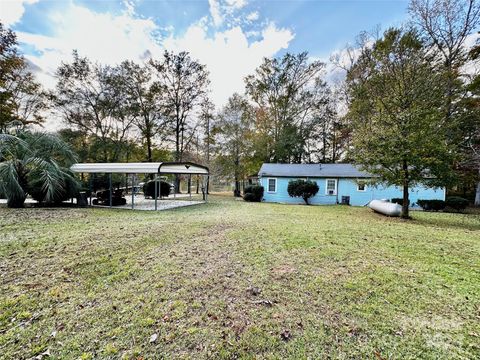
[1,0,410,109]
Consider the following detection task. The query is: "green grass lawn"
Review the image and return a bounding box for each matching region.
[1,196,479,359]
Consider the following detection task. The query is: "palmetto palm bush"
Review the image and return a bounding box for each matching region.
[0,131,79,208]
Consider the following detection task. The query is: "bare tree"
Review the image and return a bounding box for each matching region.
[199,98,215,193]
[149,51,210,192]
[117,61,165,162]
[54,52,134,162]
[409,0,480,119]
[215,94,253,197]
[149,51,210,163]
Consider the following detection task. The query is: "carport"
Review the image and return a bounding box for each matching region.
[70,162,209,210]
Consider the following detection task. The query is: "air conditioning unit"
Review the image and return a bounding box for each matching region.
[341,196,350,205]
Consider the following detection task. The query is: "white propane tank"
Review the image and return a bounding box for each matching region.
[368,199,402,217]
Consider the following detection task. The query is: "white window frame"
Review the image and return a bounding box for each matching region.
[267,178,277,193]
[325,179,337,196]
[357,180,367,192]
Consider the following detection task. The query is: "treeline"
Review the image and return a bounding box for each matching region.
[0,24,348,192]
[1,0,479,208]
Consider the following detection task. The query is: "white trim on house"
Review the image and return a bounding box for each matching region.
[325,178,337,195]
[357,180,367,192]
[267,178,277,193]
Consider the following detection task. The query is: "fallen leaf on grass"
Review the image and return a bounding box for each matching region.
[149,333,158,343]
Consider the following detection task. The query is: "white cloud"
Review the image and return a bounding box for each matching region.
[461,32,480,77]
[225,0,247,9]
[15,0,294,123]
[246,11,259,22]
[0,0,38,26]
[164,22,294,106]
[17,2,159,88]
[208,0,249,27]
[208,0,224,27]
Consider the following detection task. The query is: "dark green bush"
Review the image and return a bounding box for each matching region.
[445,196,469,211]
[143,180,171,198]
[243,193,257,202]
[287,180,319,205]
[417,199,446,211]
[243,185,264,202]
[391,198,409,206]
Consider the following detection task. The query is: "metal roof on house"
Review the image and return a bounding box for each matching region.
[70,162,209,175]
[258,163,372,178]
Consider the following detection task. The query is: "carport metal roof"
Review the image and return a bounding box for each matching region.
[70,162,209,175]
[70,161,209,209]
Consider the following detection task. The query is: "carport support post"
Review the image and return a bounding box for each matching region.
[157,171,164,200]
[90,173,95,206]
[189,174,192,199]
[131,174,135,210]
[89,174,93,206]
[204,175,209,201]
[109,173,112,208]
[154,175,158,211]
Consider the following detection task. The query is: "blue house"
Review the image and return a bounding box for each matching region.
[258,163,445,207]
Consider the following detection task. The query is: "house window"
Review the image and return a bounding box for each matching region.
[326,179,337,195]
[357,181,366,192]
[267,178,277,193]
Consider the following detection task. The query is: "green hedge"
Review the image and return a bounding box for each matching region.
[417,199,446,211]
[143,180,171,199]
[445,196,469,211]
[243,185,264,202]
[391,198,409,206]
[287,180,319,205]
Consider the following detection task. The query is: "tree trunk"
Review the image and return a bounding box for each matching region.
[175,176,181,194]
[174,119,182,193]
[475,169,480,207]
[402,181,410,219]
[146,133,152,162]
[234,179,241,197]
[234,147,241,197]
[7,194,27,208]
[402,160,410,219]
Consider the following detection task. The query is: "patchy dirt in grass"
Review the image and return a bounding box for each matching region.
[0,207,88,226]
[270,264,297,279]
